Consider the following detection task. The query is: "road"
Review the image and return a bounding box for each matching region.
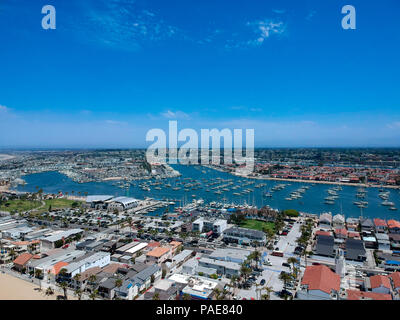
[237,220,303,300]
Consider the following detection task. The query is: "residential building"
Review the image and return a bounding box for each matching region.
[297,265,340,300]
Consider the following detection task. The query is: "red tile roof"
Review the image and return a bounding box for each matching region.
[374,218,387,227]
[51,261,69,275]
[346,289,392,300]
[348,231,360,238]
[387,220,400,229]
[335,228,348,236]
[13,253,33,266]
[390,272,400,289]
[316,230,331,237]
[147,241,161,248]
[370,275,391,289]
[301,265,340,294]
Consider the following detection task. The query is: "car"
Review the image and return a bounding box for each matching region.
[282,262,291,268]
[312,262,321,266]
[272,251,284,257]
[260,279,266,286]
[279,290,293,298]
[274,241,278,245]
[275,247,279,251]
[56,295,66,300]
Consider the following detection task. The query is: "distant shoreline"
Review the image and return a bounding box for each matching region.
[233,173,400,189]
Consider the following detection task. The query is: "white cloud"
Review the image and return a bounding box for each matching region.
[386,121,400,129]
[161,110,191,120]
[0,105,9,112]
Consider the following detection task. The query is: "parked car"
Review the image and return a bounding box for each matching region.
[282,262,291,268]
[279,290,293,298]
[260,279,266,286]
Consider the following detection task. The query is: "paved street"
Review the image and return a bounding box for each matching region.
[237,220,303,300]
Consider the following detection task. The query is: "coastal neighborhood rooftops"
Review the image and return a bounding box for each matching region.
[346,289,392,300]
[41,229,83,243]
[369,275,391,289]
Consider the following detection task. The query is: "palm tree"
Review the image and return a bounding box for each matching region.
[114,277,123,299]
[89,289,99,300]
[73,273,81,289]
[261,286,274,300]
[240,263,251,283]
[88,274,97,293]
[287,257,298,275]
[58,281,68,300]
[74,288,83,300]
[45,287,54,297]
[279,271,292,290]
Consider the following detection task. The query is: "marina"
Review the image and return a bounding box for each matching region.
[15,164,400,220]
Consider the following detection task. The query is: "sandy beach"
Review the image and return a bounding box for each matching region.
[0,272,57,300]
[0,272,78,300]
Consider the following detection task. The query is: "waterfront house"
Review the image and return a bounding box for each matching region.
[332,214,345,229]
[374,218,388,233]
[388,220,400,234]
[318,213,332,229]
[360,218,374,232]
[297,265,340,300]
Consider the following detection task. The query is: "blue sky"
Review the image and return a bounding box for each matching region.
[0,0,399,148]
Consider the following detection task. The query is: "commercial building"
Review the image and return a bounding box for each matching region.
[223,227,266,245]
[192,218,228,235]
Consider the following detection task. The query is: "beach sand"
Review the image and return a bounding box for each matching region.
[0,273,69,300]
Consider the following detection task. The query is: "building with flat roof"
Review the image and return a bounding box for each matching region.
[146,247,171,265]
[40,229,84,250]
[208,248,251,264]
[223,227,266,245]
[106,197,139,212]
[198,257,240,278]
[192,218,228,234]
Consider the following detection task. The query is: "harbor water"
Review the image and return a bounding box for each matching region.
[16,164,400,220]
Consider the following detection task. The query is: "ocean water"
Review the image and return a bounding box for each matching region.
[15,164,400,220]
